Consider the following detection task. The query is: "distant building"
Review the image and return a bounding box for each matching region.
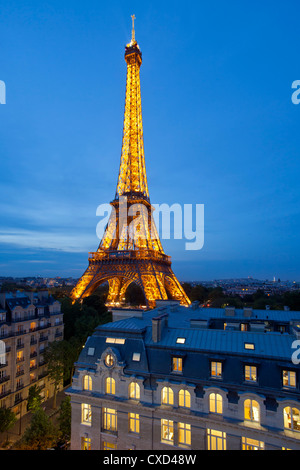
[67,301,300,450]
[0,291,63,418]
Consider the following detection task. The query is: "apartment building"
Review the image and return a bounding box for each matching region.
[0,291,63,418]
[67,301,300,450]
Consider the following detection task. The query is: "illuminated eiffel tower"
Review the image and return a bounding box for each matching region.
[71,17,190,308]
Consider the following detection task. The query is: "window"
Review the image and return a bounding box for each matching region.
[179,389,191,408]
[132,353,140,361]
[207,429,226,450]
[81,403,92,426]
[103,442,117,450]
[245,365,257,382]
[81,436,91,450]
[83,375,92,391]
[283,407,300,431]
[209,393,223,414]
[106,338,125,344]
[244,343,255,350]
[105,354,114,367]
[211,361,222,378]
[161,419,174,444]
[283,371,296,388]
[103,408,117,432]
[161,386,174,405]
[178,422,191,447]
[172,357,183,373]
[87,348,95,356]
[128,413,140,434]
[242,437,264,450]
[105,377,115,395]
[176,338,186,344]
[244,399,260,423]
[129,382,140,400]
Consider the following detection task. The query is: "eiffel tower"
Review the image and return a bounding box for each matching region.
[71,17,190,308]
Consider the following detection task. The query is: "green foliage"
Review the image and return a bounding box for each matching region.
[27,384,43,412]
[0,407,16,434]
[17,408,58,450]
[57,396,71,441]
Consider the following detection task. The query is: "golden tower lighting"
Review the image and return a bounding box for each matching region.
[71,18,191,308]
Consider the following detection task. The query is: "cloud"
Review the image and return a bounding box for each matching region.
[0,228,97,253]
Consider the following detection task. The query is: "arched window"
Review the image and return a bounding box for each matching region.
[161,386,174,405]
[129,382,140,400]
[105,377,115,395]
[179,389,191,408]
[83,375,92,391]
[283,406,300,431]
[244,399,260,422]
[209,393,223,414]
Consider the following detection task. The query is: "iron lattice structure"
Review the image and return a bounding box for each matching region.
[71,20,190,308]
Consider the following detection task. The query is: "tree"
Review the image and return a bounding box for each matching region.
[57,396,71,443]
[18,408,58,450]
[27,384,43,412]
[44,341,67,409]
[0,407,16,444]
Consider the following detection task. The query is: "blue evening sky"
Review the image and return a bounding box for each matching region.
[0,0,299,281]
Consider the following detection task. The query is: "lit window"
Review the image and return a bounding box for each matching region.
[105,377,115,395]
[244,343,255,350]
[242,437,264,450]
[283,370,296,388]
[83,375,92,391]
[106,338,125,344]
[178,422,191,447]
[207,429,226,450]
[81,436,91,450]
[161,386,174,405]
[172,357,183,373]
[209,393,223,414]
[179,389,191,408]
[211,361,222,378]
[128,413,140,434]
[245,365,257,382]
[103,442,117,450]
[176,338,186,344]
[103,408,117,432]
[132,352,140,361]
[81,403,92,426]
[129,382,140,400]
[244,399,260,422]
[161,419,174,444]
[105,354,114,367]
[283,406,300,431]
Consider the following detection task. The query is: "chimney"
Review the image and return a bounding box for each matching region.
[225,306,235,317]
[0,293,6,309]
[243,307,252,318]
[152,313,168,343]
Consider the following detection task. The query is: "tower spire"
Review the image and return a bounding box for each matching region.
[131,14,136,44]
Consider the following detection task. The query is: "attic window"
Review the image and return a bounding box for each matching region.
[176,338,186,344]
[87,348,95,356]
[244,343,255,350]
[132,353,141,362]
[106,338,125,344]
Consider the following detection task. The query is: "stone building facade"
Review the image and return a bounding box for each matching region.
[67,301,300,450]
[0,291,63,418]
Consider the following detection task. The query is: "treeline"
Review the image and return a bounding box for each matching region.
[182,283,300,311]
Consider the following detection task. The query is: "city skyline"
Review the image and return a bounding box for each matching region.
[1,1,300,281]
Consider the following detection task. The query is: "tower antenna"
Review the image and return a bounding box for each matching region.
[131,14,136,43]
